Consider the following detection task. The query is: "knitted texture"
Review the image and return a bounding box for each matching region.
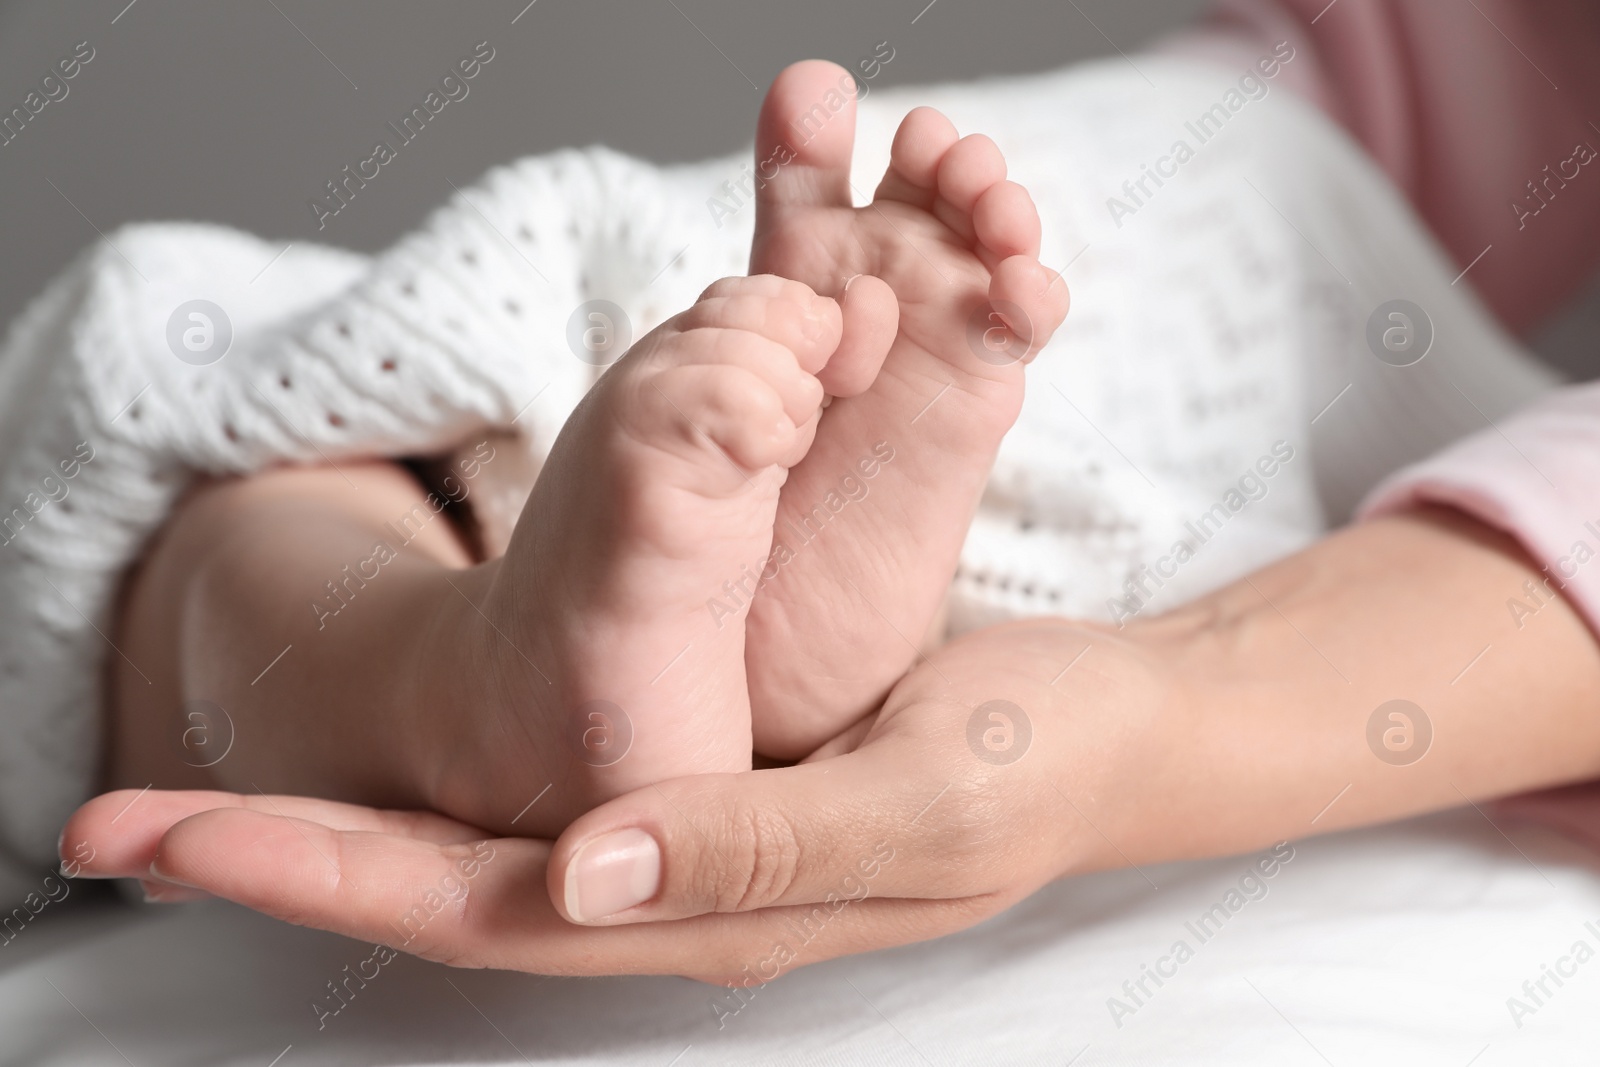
[0,57,1557,891]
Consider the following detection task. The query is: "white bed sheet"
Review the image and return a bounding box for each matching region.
[4,809,1597,1066]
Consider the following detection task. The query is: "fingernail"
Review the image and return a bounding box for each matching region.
[564,828,660,922]
[56,829,75,878]
[140,879,210,905]
[60,862,111,879]
[147,858,197,889]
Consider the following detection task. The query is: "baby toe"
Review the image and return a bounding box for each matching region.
[973,180,1042,267]
[934,134,1008,240]
[874,106,959,208]
[818,274,897,398]
[682,289,841,377]
[656,363,795,473]
[989,255,1070,360]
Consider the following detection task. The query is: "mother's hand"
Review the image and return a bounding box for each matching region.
[71,509,1600,978]
[63,619,1161,981]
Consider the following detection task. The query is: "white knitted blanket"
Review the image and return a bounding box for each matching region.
[0,56,1557,889]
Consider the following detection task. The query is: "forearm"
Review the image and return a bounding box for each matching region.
[105,462,481,804]
[1052,506,1600,871]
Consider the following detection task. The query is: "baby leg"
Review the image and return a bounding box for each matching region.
[109,276,852,838]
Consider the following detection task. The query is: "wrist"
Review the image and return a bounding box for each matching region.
[934,616,1189,883]
[1061,508,1600,878]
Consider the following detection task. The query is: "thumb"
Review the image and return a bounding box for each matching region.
[546,746,976,925]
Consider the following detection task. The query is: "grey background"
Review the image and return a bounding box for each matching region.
[0,0,1210,330]
[1,0,1594,367]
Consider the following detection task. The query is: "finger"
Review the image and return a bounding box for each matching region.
[754,60,858,222]
[547,740,1006,925]
[60,788,487,879]
[139,879,212,904]
[152,807,546,962]
[816,274,897,397]
[674,894,998,986]
[146,803,993,980]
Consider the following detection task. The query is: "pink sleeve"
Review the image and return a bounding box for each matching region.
[1358,380,1600,641]
[1166,0,1600,335]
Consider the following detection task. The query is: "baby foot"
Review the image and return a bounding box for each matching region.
[429,275,851,836]
[742,61,1071,757]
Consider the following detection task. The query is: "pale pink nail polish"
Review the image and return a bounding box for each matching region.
[563,828,661,922]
